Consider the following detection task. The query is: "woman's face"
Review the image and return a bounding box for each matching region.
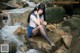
[38,9,43,14]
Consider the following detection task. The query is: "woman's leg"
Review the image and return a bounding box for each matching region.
[32,25,55,46]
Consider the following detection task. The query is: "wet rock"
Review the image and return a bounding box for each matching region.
[14,27,26,35]
[9,43,17,53]
[3,8,32,26]
[0,15,3,29]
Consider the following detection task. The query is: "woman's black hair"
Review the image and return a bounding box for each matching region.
[27,3,46,23]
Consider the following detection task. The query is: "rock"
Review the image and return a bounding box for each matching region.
[0,14,3,29]
[46,24,57,32]
[8,0,22,8]
[45,7,65,23]
[62,35,73,48]
[54,29,67,36]
[3,8,32,26]
[62,16,80,53]
[14,27,26,35]
[55,45,67,53]
[30,37,51,50]
[20,44,28,52]
[29,28,67,52]
[9,42,17,53]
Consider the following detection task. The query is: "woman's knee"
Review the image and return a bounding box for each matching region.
[38,25,43,29]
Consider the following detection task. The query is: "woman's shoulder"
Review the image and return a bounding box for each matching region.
[30,13,37,18]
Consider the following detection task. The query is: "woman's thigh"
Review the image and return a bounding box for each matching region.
[32,26,40,36]
[32,25,46,36]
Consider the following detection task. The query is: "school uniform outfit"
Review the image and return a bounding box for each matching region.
[27,13,44,38]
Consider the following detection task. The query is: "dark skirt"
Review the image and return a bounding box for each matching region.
[27,26,34,38]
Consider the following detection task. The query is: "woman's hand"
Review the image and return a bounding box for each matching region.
[43,21,47,25]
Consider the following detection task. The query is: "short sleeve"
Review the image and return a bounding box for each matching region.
[30,14,37,22]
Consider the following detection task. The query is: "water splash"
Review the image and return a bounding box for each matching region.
[21,0,43,8]
[1,25,23,46]
[26,49,41,53]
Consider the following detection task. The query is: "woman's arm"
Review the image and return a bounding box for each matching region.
[30,15,41,26]
[40,15,47,25]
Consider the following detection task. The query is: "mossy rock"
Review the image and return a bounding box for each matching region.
[9,42,17,53]
[0,0,11,9]
[0,3,8,9]
[23,4,29,7]
[61,16,80,53]
[62,17,80,36]
[73,8,80,15]
[45,7,65,23]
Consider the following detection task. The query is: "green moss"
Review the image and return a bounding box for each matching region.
[45,7,65,23]
[23,4,29,7]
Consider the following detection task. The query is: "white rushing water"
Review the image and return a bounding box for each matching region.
[16,49,41,53]
[0,21,43,53]
[0,23,44,53]
[26,49,41,53]
[21,0,41,8]
[22,0,37,7]
[1,25,23,46]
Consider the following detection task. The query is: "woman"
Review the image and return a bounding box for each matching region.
[27,4,55,47]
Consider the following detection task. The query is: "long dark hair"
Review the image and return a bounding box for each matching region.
[27,3,46,23]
